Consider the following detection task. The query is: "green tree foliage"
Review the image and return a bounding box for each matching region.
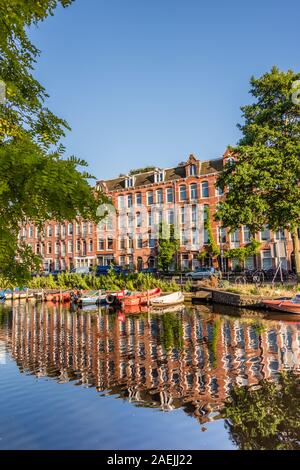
[223,372,300,450]
[224,239,261,263]
[216,67,300,277]
[198,206,220,261]
[158,223,180,272]
[0,1,106,281]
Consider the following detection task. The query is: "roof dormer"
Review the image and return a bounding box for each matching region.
[154,168,165,183]
[125,175,135,188]
[186,154,200,177]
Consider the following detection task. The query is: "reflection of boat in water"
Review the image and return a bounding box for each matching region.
[262,294,300,314]
[150,291,185,308]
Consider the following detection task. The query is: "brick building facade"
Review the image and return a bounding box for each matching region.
[20,150,295,272]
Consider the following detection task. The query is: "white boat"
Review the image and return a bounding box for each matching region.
[78,293,107,306]
[150,291,185,308]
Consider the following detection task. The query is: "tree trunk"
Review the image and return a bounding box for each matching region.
[291,228,300,282]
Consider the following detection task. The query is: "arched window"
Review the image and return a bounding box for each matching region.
[179,185,187,201]
[201,181,209,198]
[190,183,197,200]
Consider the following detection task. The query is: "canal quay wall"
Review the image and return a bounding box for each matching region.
[190,287,278,309]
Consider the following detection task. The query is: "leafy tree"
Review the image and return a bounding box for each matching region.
[0,1,106,281]
[224,239,261,265]
[158,223,179,272]
[223,372,300,450]
[198,206,220,263]
[216,67,300,279]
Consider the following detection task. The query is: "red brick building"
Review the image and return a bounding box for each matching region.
[20,150,295,272]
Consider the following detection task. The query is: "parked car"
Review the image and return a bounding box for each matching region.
[95,265,123,276]
[71,267,90,275]
[140,267,158,275]
[185,267,220,280]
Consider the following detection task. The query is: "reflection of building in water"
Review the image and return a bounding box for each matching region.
[10,304,300,424]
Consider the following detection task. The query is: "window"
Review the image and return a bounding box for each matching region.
[68,223,73,235]
[201,181,209,198]
[203,204,209,221]
[275,229,285,240]
[61,224,66,237]
[181,229,189,246]
[82,222,87,237]
[88,223,93,235]
[190,183,197,200]
[127,194,133,208]
[218,227,226,244]
[61,242,66,256]
[192,228,198,246]
[245,256,255,270]
[157,210,163,225]
[189,164,197,176]
[179,185,187,201]
[107,238,113,250]
[156,189,163,204]
[128,236,134,249]
[243,226,251,243]
[261,249,272,269]
[148,235,155,248]
[191,205,197,224]
[119,238,126,250]
[136,192,142,205]
[180,206,185,225]
[167,209,174,225]
[148,211,153,227]
[118,195,125,209]
[55,224,60,237]
[76,240,81,252]
[154,171,164,183]
[98,239,104,250]
[47,243,52,254]
[55,242,60,254]
[127,212,134,228]
[261,225,270,241]
[68,241,73,253]
[29,226,33,238]
[231,230,239,243]
[89,240,93,252]
[76,223,80,235]
[119,256,126,267]
[125,177,134,188]
[166,188,174,203]
[136,212,142,228]
[204,228,209,244]
[137,235,143,249]
[36,243,40,254]
[216,186,223,196]
[147,191,154,205]
[119,214,126,229]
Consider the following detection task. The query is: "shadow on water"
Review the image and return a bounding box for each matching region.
[0,300,299,449]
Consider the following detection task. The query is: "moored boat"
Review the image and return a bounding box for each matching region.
[150,291,185,308]
[262,294,300,314]
[121,288,161,308]
[77,291,107,306]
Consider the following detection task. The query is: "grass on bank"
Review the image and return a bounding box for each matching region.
[218,281,298,298]
[0,272,192,293]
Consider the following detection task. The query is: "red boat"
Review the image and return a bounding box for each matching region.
[122,288,161,308]
[262,295,300,314]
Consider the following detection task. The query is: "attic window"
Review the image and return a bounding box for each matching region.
[154,171,164,183]
[189,164,197,176]
[125,176,134,188]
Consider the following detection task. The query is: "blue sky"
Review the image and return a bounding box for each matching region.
[29,0,300,179]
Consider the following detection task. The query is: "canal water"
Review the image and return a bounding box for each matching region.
[0,301,299,450]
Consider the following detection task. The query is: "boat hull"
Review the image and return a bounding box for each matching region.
[263,299,300,314]
[122,288,161,307]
